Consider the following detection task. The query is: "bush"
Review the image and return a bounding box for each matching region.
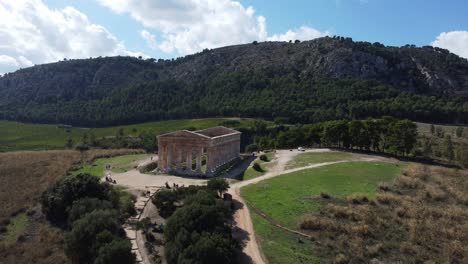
[152,189,178,218]
[246,144,258,153]
[68,198,113,224]
[252,162,263,172]
[41,173,114,224]
[65,210,123,263]
[164,190,237,264]
[207,178,229,197]
[94,238,135,264]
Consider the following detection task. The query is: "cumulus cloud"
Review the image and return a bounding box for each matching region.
[140,30,158,50]
[432,31,468,59]
[267,26,329,42]
[0,0,142,75]
[98,0,326,55]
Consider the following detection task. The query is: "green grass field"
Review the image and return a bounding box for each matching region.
[242,161,402,263]
[0,118,258,152]
[251,212,319,264]
[72,154,151,178]
[2,212,28,243]
[285,151,353,170]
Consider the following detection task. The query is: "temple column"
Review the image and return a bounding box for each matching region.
[196,148,202,172]
[167,144,173,171]
[186,146,192,171]
[160,144,167,170]
[175,145,182,171]
[206,147,213,172]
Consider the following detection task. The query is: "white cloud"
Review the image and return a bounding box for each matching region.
[267,26,329,42]
[0,0,143,75]
[98,0,326,55]
[140,30,158,50]
[432,31,468,59]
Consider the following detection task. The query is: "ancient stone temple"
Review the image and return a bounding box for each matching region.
[157,126,241,176]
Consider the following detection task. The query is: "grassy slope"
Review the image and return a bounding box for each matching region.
[242,153,275,180]
[0,118,257,152]
[243,162,401,228]
[242,161,402,263]
[2,213,28,243]
[285,152,353,170]
[72,154,151,178]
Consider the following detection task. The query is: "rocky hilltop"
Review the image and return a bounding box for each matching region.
[1,36,467,125]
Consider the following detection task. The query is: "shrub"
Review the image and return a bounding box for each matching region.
[334,253,349,264]
[41,173,114,224]
[394,175,421,189]
[152,189,178,218]
[300,216,337,231]
[68,198,113,224]
[252,162,263,172]
[246,144,258,153]
[164,190,236,264]
[424,185,447,201]
[65,210,124,263]
[259,154,268,162]
[207,178,230,197]
[347,194,369,204]
[94,238,135,264]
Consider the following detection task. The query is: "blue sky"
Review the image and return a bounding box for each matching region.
[0,0,467,74]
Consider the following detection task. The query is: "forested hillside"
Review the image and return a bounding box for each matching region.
[1,36,467,126]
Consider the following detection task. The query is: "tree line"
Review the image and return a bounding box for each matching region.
[246,117,418,157]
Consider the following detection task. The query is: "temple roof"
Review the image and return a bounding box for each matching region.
[157,126,240,139]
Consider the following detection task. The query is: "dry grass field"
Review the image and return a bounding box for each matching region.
[300,164,468,263]
[0,149,143,264]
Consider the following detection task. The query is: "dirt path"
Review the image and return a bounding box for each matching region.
[228,149,333,264]
[228,149,386,264]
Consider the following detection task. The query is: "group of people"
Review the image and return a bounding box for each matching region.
[165,182,183,189]
[105,172,116,184]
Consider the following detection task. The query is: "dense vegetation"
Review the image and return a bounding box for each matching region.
[1,37,467,126]
[151,179,237,264]
[247,117,418,156]
[41,173,136,264]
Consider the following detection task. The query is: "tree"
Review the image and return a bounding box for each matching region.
[207,178,229,197]
[41,173,113,224]
[68,198,113,225]
[164,191,235,264]
[455,146,468,168]
[65,209,123,263]
[455,127,464,137]
[435,127,444,138]
[365,119,382,152]
[421,136,433,156]
[388,119,418,156]
[75,144,89,164]
[94,238,135,264]
[443,135,455,160]
[65,137,74,148]
[246,144,258,153]
[152,189,178,218]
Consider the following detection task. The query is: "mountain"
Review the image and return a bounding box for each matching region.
[1,36,467,126]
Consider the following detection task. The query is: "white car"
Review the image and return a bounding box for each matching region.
[297,147,305,151]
